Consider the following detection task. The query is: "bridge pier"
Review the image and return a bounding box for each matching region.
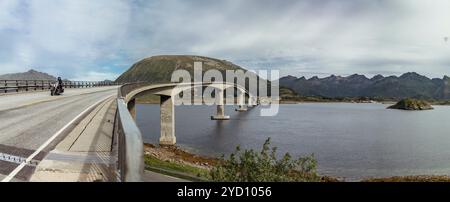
[247,96,256,108]
[211,89,230,120]
[160,95,176,146]
[236,93,247,112]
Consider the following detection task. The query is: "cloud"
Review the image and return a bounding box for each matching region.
[0,0,131,79]
[121,0,450,78]
[0,0,23,30]
[0,0,449,80]
[70,71,119,81]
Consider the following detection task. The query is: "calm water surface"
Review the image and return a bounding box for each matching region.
[136,103,450,181]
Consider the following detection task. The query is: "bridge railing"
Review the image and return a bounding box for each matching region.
[118,82,151,98]
[114,83,146,182]
[0,80,118,94]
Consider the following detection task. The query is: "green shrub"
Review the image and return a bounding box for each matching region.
[210,138,321,182]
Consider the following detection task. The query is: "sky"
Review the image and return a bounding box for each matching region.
[0,0,450,81]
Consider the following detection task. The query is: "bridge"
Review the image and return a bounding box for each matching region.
[0,79,116,93]
[0,80,257,182]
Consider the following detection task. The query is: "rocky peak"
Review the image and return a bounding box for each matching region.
[399,72,428,81]
[371,74,385,81]
[347,74,369,81]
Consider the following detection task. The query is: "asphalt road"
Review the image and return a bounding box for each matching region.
[0,87,118,181]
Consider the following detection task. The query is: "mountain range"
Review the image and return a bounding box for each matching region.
[0,69,56,80]
[280,73,450,100]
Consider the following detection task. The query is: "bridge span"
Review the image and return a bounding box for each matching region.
[121,82,258,145]
[0,82,257,182]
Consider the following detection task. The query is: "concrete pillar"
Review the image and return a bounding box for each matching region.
[160,95,176,145]
[254,97,259,106]
[128,99,136,120]
[236,92,247,112]
[211,89,230,120]
[247,96,256,107]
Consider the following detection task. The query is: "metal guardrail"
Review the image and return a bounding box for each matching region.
[115,84,145,182]
[0,80,118,94]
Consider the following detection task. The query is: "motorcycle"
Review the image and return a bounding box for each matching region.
[50,82,64,96]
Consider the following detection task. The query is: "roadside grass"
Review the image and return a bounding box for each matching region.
[363,175,450,182]
[144,152,450,182]
[144,154,210,181]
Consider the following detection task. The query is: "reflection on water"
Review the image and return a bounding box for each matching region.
[136,103,450,181]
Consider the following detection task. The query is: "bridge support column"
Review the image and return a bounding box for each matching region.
[211,89,230,120]
[236,93,247,112]
[160,95,176,146]
[247,96,256,108]
[255,97,259,106]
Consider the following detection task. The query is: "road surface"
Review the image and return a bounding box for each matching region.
[0,87,118,181]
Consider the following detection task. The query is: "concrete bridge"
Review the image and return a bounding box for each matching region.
[121,82,258,145]
[0,81,257,182]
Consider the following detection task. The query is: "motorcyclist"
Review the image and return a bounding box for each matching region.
[57,77,64,91]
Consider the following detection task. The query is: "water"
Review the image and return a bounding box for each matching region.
[136,103,450,181]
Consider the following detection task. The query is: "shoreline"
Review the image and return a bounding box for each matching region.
[137,99,449,106]
[144,143,337,182]
[136,95,450,106]
[144,143,450,182]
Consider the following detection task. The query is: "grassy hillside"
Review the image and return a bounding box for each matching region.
[116,55,246,84]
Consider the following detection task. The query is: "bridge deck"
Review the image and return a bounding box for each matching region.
[30,97,118,182]
[0,87,118,182]
[0,86,118,112]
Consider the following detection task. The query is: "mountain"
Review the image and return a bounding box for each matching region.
[116,55,248,84]
[0,69,56,80]
[280,72,450,100]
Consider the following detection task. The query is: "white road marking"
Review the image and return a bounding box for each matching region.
[1,94,115,182]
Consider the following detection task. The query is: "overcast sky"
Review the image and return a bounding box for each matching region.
[0,0,449,80]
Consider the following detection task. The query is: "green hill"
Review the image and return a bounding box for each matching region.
[116,55,247,84]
